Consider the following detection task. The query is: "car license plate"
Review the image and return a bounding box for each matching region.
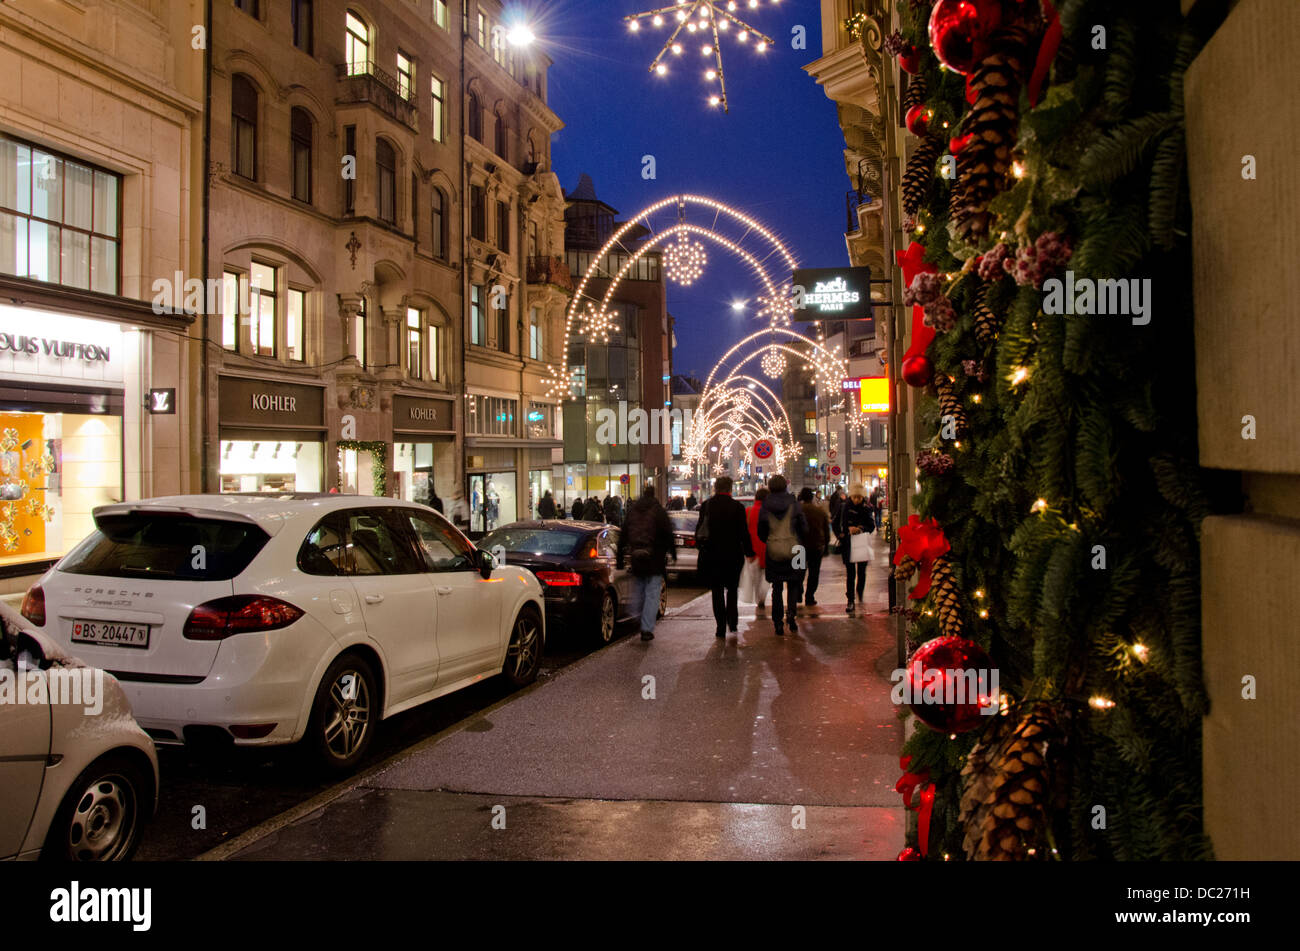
[71,620,150,649]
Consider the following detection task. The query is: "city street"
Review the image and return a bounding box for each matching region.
[194,539,901,861]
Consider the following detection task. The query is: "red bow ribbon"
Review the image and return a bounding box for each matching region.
[894,515,951,599]
[896,755,938,857]
[1028,0,1062,107]
[896,243,938,363]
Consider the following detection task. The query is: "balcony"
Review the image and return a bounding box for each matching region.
[527,255,574,292]
[336,62,418,132]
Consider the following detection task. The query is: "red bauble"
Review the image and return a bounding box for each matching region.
[904,635,997,733]
[905,104,932,137]
[901,354,934,388]
[897,847,923,861]
[898,46,922,74]
[928,0,1003,75]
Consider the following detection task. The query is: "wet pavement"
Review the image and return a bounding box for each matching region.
[215,537,905,860]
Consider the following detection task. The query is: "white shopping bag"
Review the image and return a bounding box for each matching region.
[849,533,872,563]
[739,559,770,604]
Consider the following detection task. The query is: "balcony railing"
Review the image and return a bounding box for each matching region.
[336,61,419,131]
[527,255,574,292]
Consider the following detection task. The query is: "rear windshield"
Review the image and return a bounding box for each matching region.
[669,511,699,530]
[59,513,270,581]
[480,526,583,556]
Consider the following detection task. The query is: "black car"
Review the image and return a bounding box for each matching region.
[479,520,667,644]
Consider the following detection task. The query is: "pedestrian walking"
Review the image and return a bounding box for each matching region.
[836,482,875,613]
[616,485,676,642]
[828,487,846,551]
[581,496,603,521]
[538,490,556,519]
[428,489,444,515]
[746,486,770,612]
[798,487,829,607]
[572,496,584,520]
[447,488,470,531]
[604,493,623,526]
[695,476,754,638]
[758,475,809,636]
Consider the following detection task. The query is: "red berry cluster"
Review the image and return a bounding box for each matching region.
[1008,232,1074,288]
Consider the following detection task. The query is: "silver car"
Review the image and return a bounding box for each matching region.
[668,510,700,579]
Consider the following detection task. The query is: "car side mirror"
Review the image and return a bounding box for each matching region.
[477,548,495,579]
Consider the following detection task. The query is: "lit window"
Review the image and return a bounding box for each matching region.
[221,270,239,350]
[529,307,541,361]
[354,297,367,366]
[287,288,305,361]
[427,324,440,381]
[345,11,369,75]
[470,285,483,346]
[434,1,448,31]
[477,10,486,47]
[430,76,445,142]
[249,262,276,356]
[397,52,414,101]
[407,307,422,378]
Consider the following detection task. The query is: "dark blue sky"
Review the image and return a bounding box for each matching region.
[525,0,849,380]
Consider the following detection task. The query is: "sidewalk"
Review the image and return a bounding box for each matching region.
[228,535,905,860]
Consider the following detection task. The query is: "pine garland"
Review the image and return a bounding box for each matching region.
[902,135,945,216]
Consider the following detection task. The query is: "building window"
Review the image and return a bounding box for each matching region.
[354,296,367,366]
[343,125,356,214]
[221,270,239,350]
[495,199,509,252]
[469,395,517,436]
[467,91,482,142]
[527,134,538,165]
[804,412,816,435]
[492,23,506,66]
[495,290,510,354]
[529,307,541,361]
[526,402,553,439]
[528,219,538,256]
[234,0,260,17]
[428,323,440,381]
[0,133,121,294]
[397,51,414,101]
[431,188,446,259]
[476,10,487,47]
[494,112,508,161]
[406,307,422,378]
[291,0,313,53]
[470,185,485,241]
[434,1,448,30]
[376,139,396,224]
[231,74,257,180]
[430,76,445,142]
[470,284,484,346]
[249,261,277,356]
[411,172,419,240]
[287,288,305,361]
[290,107,312,203]
[345,11,369,75]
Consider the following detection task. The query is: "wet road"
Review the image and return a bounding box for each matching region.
[134,580,709,861]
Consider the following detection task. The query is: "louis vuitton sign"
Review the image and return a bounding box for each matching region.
[393,395,455,435]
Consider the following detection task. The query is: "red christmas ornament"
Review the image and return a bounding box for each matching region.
[928,0,1003,75]
[897,847,923,861]
[898,45,922,74]
[904,635,997,733]
[901,354,934,388]
[905,104,932,137]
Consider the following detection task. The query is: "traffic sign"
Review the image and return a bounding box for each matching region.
[830,465,842,477]
[828,449,837,460]
[619,473,630,485]
[753,439,774,460]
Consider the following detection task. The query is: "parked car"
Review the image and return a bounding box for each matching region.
[667,510,699,579]
[20,494,545,773]
[0,602,159,860]
[480,520,667,645]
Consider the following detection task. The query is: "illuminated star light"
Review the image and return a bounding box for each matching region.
[625,0,779,112]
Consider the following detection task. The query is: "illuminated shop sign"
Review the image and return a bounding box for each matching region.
[791,267,872,321]
[857,376,890,414]
[0,307,125,385]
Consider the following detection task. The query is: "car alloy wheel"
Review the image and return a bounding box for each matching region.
[504,608,542,687]
[599,590,617,643]
[310,654,378,773]
[46,755,145,861]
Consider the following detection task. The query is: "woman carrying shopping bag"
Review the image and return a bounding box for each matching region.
[743,486,770,611]
[836,483,875,614]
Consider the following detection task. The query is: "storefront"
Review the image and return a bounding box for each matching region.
[391,393,456,508]
[0,306,133,573]
[217,376,325,493]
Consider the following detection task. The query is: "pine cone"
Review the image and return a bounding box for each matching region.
[973,283,1001,346]
[933,375,970,436]
[959,710,1017,855]
[901,72,927,115]
[950,25,1038,241]
[894,554,919,582]
[902,135,944,217]
[971,703,1067,860]
[930,556,963,638]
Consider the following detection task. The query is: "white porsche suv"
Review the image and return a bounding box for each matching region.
[20,494,545,772]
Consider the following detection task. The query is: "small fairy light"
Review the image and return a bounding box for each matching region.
[1008,366,1031,386]
[971,393,982,403]
[1133,643,1150,663]
[1089,696,1116,710]
[948,733,957,740]
[998,693,1011,715]
[708,95,721,107]
[1026,847,1037,856]
[687,21,698,33]
[655,63,667,75]
[943,853,951,861]
[1012,160,1027,179]
[629,20,640,31]
[953,440,961,449]
[705,69,717,80]
[978,609,989,619]
[924,609,935,617]
[974,589,985,600]
[915,222,926,234]
[672,42,683,54]
[1031,498,1048,514]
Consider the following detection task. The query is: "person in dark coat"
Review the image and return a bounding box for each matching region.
[757,474,809,636]
[616,485,676,642]
[603,493,622,526]
[836,482,876,612]
[428,490,444,514]
[828,487,846,550]
[798,487,829,607]
[695,475,754,638]
[538,490,556,519]
[572,497,583,520]
[686,493,698,511]
[581,496,603,522]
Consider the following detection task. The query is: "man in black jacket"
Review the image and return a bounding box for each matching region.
[758,474,810,636]
[617,485,676,642]
[695,476,754,638]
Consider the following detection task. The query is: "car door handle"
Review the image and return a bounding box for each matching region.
[436,586,453,595]
[364,594,384,604]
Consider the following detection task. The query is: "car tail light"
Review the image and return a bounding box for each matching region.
[20,584,45,626]
[535,570,582,587]
[184,595,304,640]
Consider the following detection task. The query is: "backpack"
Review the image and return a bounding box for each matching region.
[766,504,797,561]
[625,504,659,575]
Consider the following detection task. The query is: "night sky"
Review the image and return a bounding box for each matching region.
[525,0,849,381]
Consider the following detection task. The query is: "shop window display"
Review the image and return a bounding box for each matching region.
[469,473,515,534]
[220,439,323,493]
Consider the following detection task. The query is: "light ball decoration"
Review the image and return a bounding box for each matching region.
[664,233,708,285]
[760,347,786,379]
